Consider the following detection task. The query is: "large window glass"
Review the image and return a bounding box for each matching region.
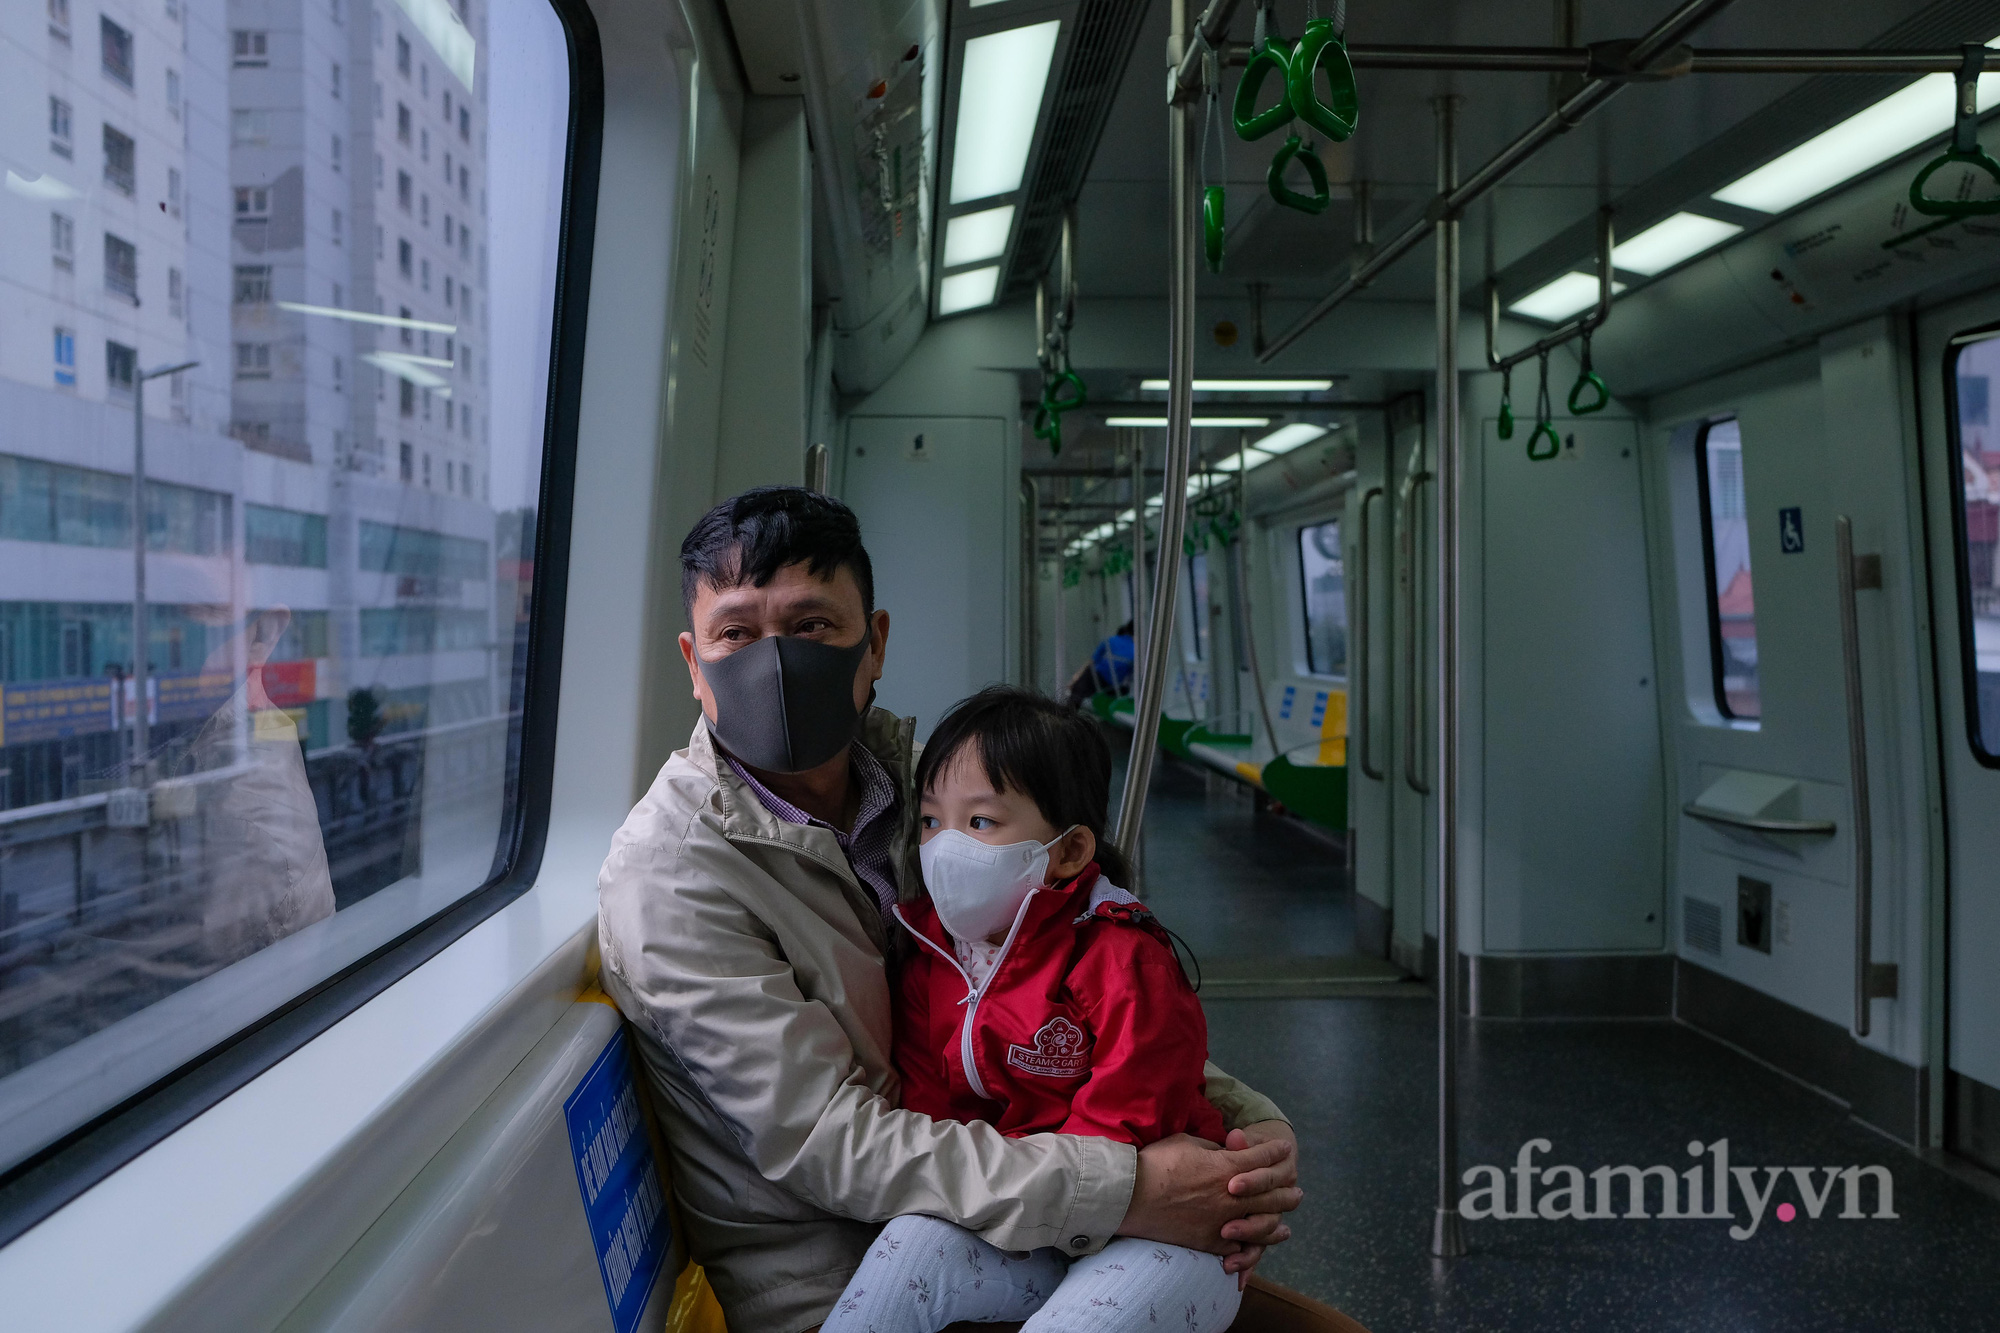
[1950,336,2000,760]
[1297,518,1345,676]
[0,0,576,1178]
[1696,418,1759,720]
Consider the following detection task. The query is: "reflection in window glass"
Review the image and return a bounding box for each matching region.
[1697,418,1759,720]
[1298,519,1346,676]
[1951,337,2000,759]
[1184,553,1208,660]
[0,0,574,1176]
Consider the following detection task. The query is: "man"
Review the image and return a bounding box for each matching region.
[598,489,1301,1332]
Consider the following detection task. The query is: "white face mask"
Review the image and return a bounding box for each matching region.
[919,826,1077,945]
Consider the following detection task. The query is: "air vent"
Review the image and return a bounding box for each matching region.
[1003,0,1148,298]
[1684,897,1722,956]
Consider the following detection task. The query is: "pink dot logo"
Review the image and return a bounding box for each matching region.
[1776,1203,1797,1223]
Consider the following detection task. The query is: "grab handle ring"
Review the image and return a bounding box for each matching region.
[1232,40,1295,142]
[1287,19,1359,143]
[1567,370,1610,415]
[1203,186,1227,273]
[1045,369,1087,412]
[1497,365,1515,440]
[1526,419,1562,462]
[1908,147,2000,217]
[1267,134,1331,215]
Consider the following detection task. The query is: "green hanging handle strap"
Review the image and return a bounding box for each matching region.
[1566,329,1610,415]
[1268,134,1332,214]
[1233,2,1294,141]
[1204,187,1227,271]
[1287,18,1359,143]
[1497,364,1515,440]
[1910,44,2000,218]
[1044,368,1086,412]
[1527,349,1561,461]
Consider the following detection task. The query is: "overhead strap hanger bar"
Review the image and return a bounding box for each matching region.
[1220,43,2000,75]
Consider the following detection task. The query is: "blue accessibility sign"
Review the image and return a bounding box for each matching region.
[564,1029,672,1333]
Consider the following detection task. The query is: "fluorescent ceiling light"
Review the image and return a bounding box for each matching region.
[362,351,450,389]
[1102,416,1271,428]
[1714,67,2000,214]
[1139,378,1335,392]
[1251,421,1329,457]
[1210,449,1273,473]
[6,169,77,200]
[949,21,1061,205]
[943,205,1016,268]
[279,301,456,334]
[1509,272,1627,323]
[1610,212,1744,275]
[938,265,1001,315]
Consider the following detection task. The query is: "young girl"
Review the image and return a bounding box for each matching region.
[822,686,1242,1333]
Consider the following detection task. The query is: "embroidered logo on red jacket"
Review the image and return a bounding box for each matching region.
[1006,1015,1091,1078]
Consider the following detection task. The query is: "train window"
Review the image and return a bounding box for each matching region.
[1297,518,1346,677]
[1695,418,1760,721]
[1185,552,1208,660]
[0,0,578,1181]
[1948,335,2000,762]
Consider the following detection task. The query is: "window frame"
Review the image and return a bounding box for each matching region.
[1943,329,2000,768]
[0,0,604,1246]
[1692,416,1756,723]
[1295,516,1345,680]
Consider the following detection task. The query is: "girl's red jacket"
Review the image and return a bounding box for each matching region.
[890,863,1224,1148]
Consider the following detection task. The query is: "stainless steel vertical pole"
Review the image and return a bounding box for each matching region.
[1022,477,1041,690]
[1116,0,1198,859]
[132,372,150,781]
[1130,429,1149,686]
[1431,94,1467,1262]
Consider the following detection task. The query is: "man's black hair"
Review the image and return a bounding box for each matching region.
[680,486,875,619]
[915,685,1134,886]
[1115,620,1135,637]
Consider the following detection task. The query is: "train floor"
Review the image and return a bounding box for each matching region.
[1121,748,2000,1332]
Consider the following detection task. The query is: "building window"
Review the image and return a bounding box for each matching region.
[101,17,134,86]
[168,268,183,319]
[422,452,433,488]
[234,264,272,303]
[458,164,468,201]
[397,102,411,143]
[420,63,428,96]
[167,167,182,217]
[396,32,411,76]
[48,0,70,40]
[459,104,470,141]
[420,128,429,163]
[333,356,345,391]
[331,62,342,97]
[166,69,181,118]
[398,237,413,279]
[399,377,416,416]
[399,305,414,346]
[1695,417,1759,721]
[460,227,470,261]
[51,212,74,269]
[103,233,137,301]
[1948,333,2000,760]
[235,185,270,220]
[420,258,431,291]
[53,328,76,388]
[399,440,413,480]
[235,342,272,379]
[106,341,136,395]
[49,97,72,157]
[233,29,268,67]
[332,208,343,244]
[397,169,411,210]
[245,504,329,568]
[231,109,269,146]
[444,274,455,305]
[102,125,135,195]
[332,135,343,172]
[444,150,453,185]
[420,193,429,227]
[1296,519,1346,676]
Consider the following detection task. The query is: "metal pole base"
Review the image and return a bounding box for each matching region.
[1431,1206,1466,1258]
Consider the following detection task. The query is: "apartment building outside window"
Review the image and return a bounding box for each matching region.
[50,98,72,158]
[53,329,76,388]
[167,167,181,217]
[398,169,412,210]
[235,343,272,380]
[397,34,411,76]
[103,125,135,195]
[398,238,412,279]
[167,69,181,118]
[106,341,136,395]
[235,264,271,304]
[104,233,138,302]
[48,0,70,41]
[397,103,411,143]
[233,30,269,67]
[51,213,74,269]
[168,268,183,319]
[235,186,270,221]
[101,17,134,86]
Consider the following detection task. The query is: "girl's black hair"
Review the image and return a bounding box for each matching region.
[916,685,1134,887]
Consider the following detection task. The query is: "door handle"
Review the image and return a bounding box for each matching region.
[1836,514,1897,1036]
[1402,471,1432,795]
[1357,486,1384,781]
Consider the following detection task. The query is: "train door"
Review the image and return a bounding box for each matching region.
[1347,411,1397,959]
[1918,298,2000,1173]
[1659,321,1934,1142]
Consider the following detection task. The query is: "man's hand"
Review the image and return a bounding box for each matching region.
[1115,1130,1304,1262]
[1217,1121,1300,1285]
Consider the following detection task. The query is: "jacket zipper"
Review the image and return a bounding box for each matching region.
[893,891,1043,1103]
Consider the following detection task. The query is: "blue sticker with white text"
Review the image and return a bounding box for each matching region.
[565,1030,671,1333]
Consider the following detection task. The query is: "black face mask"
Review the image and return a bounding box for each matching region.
[698,632,872,774]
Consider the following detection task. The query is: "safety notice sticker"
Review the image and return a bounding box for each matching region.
[564,1030,672,1333]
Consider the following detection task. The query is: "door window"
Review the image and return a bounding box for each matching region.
[1696,418,1759,720]
[1948,334,2000,760]
[1297,518,1346,677]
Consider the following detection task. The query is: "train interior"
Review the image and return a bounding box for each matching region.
[7,0,2000,1326]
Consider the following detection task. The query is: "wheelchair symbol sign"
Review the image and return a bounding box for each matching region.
[1779,507,1804,554]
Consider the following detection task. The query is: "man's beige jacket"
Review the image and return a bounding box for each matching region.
[598,708,1285,1332]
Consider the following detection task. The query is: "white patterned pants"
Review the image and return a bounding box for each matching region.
[821,1214,1243,1333]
